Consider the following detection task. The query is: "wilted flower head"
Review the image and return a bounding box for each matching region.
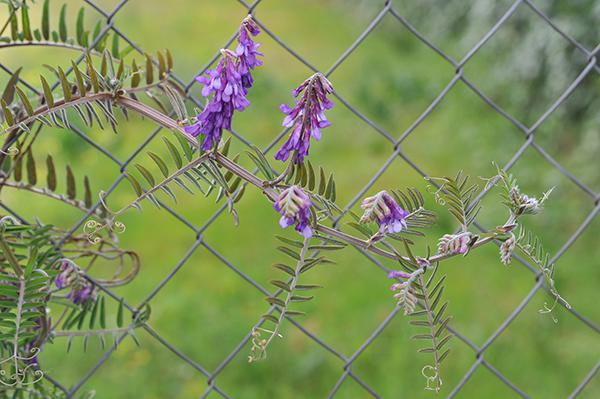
[55,261,97,305]
[360,191,409,234]
[185,50,250,151]
[273,185,313,238]
[508,185,553,216]
[236,16,263,91]
[499,233,516,265]
[275,73,334,164]
[437,232,476,256]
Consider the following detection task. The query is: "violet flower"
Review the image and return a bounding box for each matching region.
[55,261,97,305]
[185,51,250,151]
[236,16,263,92]
[186,17,263,151]
[273,185,313,238]
[360,191,409,234]
[275,73,334,164]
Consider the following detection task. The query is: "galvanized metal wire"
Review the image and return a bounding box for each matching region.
[0,0,598,397]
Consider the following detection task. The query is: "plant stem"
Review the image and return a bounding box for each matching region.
[417,273,442,391]
[262,236,310,352]
[116,97,502,266]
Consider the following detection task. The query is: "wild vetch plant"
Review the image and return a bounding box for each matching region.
[0,1,569,396]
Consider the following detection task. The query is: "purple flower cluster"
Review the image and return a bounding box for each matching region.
[186,17,262,151]
[55,261,96,305]
[273,185,313,238]
[275,73,334,164]
[360,191,409,234]
[236,16,263,92]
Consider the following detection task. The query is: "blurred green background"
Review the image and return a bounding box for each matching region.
[1,0,599,398]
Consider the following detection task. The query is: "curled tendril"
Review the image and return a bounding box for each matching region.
[0,349,44,387]
[98,191,118,216]
[422,365,442,392]
[0,215,19,226]
[425,182,445,206]
[112,221,126,234]
[248,327,282,363]
[0,146,19,156]
[83,220,105,244]
[539,299,559,324]
[83,218,126,244]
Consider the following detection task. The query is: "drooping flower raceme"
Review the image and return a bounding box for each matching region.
[273,185,313,238]
[360,191,409,234]
[185,51,250,151]
[275,73,334,164]
[236,16,263,92]
[55,261,97,305]
[186,17,262,151]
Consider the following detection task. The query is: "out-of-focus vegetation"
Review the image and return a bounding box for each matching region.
[1,0,598,397]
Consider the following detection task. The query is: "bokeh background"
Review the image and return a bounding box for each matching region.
[1,0,599,397]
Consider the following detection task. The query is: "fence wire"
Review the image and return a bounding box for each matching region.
[1,0,599,397]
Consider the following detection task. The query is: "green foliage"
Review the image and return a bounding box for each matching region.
[284,159,337,203]
[430,171,481,230]
[1,146,95,213]
[0,0,132,58]
[410,266,452,392]
[249,235,341,362]
[123,136,243,217]
[0,219,59,374]
[1,50,180,138]
[56,296,150,352]
[515,225,569,313]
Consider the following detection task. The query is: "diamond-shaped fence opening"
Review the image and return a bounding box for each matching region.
[1,0,599,397]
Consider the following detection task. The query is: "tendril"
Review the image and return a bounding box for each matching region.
[0,146,19,156]
[422,365,442,392]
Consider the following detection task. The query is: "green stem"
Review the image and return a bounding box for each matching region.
[261,236,310,353]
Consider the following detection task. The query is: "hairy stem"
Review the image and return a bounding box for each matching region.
[0,180,104,217]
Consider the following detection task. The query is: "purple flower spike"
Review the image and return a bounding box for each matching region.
[360,191,409,234]
[236,16,263,92]
[187,51,250,151]
[275,73,334,164]
[273,185,313,238]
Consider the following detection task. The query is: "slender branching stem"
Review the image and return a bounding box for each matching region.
[417,273,442,391]
[0,180,104,217]
[254,236,311,359]
[0,41,105,55]
[52,327,132,337]
[3,92,114,135]
[3,93,504,268]
[115,97,501,266]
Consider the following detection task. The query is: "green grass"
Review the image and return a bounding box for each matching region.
[1,0,599,398]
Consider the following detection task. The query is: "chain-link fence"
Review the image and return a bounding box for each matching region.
[1,0,599,397]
